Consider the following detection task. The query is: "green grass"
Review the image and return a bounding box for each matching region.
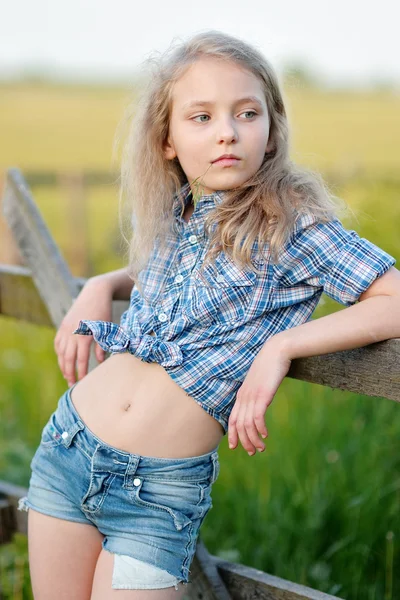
[1,319,399,598]
[1,81,399,599]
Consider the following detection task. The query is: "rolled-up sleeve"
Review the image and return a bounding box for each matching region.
[273,213,397,306]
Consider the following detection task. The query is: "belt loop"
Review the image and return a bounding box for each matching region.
[61,420,85,448]
[123,455,140,490]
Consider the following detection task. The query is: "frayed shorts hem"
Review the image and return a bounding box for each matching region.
[18,497,187,590]
[21,384,220,590]
[17,495,94,526]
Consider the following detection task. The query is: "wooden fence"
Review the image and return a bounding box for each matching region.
[1,167,400,599]
[0,169,118,276]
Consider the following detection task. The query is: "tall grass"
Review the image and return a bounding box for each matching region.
[1,81,399,599]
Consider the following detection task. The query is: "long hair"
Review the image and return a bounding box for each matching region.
[113,30,348,293]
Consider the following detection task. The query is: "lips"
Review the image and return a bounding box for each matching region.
[212,154,240,163]
[212,157,241,167]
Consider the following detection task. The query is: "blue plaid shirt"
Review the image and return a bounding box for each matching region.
[73,182,396,434]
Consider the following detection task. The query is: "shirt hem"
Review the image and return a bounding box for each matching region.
[165,371,228,435]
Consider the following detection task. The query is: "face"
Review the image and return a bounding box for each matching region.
[164,57,274,197]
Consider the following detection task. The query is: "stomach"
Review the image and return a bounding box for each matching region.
[69,350,224,459]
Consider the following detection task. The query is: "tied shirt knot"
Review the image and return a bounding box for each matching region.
[73,320,184,367]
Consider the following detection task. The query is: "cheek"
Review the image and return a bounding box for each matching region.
[173,140,206,178]
[173,123,200,152]
[177,130,208,161]
[250,123,270,147]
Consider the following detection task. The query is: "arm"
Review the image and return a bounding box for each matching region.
[273,267,400,359]
[83,267,135,301]
[228,270,400,456]
[228,214,398,455]
[55,267,135,386]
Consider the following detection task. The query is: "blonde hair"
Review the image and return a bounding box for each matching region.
[113,29,348,293]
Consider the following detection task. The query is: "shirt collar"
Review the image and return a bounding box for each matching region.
[173,181,226,220]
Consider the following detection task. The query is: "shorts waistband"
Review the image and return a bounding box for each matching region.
[53,383,220,483]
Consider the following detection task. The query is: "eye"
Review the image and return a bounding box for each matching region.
[192,114,210,123]
[240,110,257,119]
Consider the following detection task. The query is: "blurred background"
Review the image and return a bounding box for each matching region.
[1,1,399,598]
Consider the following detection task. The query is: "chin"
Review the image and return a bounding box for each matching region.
[214,177,247,190]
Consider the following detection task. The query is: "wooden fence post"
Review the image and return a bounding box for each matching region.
[0,171,24,266]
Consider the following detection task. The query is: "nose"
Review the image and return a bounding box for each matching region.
[216,117,238,144]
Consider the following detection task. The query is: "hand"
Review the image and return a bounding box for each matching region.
[54,278,113,387]
[227,338,292,456]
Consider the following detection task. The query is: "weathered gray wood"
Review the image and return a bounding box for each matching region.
[0,498,16,545]
[0,168,392,600]
[1,169,127,373]
[0,481,28,540]
[0,169,24,266]
[2,264,400,403]
[0,477,342,600]
[287,340,400,403]
[0,264,54,326]
[0,265,128,327]
[209,556,343,600]
[186,539,232,599]
[2,167,80,327]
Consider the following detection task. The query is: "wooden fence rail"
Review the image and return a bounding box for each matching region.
[2,166,400,599]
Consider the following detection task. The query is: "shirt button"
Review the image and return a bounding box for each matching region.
[133,478,141,486]
[61,431,69,439]
[216,274,225,283]
[188,235,197,244]
[174,274,184,283]
[158,312,168,322]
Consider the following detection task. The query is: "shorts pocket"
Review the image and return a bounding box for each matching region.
[129,478,212,532]
[39,409,85,450]
[81,471,117,514]
[185,253,257,325]
[40,412,65,448]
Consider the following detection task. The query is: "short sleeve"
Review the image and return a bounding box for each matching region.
[273,213,396,306]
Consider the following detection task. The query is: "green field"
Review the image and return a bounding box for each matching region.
[1,81,399,599]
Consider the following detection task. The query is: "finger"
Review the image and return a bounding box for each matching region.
[243,399,265,453]
[63,339,78,385]
[54,321,67,354]
[76,338,91,381]
[228,393,242,449]
[236,400,255,455]
[253,397,269,440]
[95,343,106,364]
[228,402,240,449]
[56,337,68,379]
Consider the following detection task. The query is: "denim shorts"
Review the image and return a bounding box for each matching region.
[18,384,220,589]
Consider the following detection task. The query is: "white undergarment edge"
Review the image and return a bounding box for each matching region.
[112,554,181,590]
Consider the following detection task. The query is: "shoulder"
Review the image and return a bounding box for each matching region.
[279,211,349,266]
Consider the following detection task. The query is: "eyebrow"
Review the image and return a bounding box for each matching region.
[181,96,264,111]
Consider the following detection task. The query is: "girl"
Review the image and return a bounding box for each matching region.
[18,30,399,598]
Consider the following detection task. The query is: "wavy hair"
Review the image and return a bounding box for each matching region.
[113,29,348,293]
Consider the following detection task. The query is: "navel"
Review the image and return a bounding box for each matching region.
[123,403,131,411]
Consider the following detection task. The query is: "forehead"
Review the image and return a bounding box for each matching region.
[170,57,266,110]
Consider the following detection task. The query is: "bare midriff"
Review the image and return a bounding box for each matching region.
[70,202,224,459]
[70,349,224,459]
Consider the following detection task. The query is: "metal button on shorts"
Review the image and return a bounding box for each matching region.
[18,384,221,589]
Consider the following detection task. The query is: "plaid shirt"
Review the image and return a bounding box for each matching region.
[73,182,396,434]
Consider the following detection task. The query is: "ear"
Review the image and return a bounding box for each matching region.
[265,136,275,154]
[163,135,177,161]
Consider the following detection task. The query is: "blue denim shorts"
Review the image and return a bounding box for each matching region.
[18,384,220,589]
